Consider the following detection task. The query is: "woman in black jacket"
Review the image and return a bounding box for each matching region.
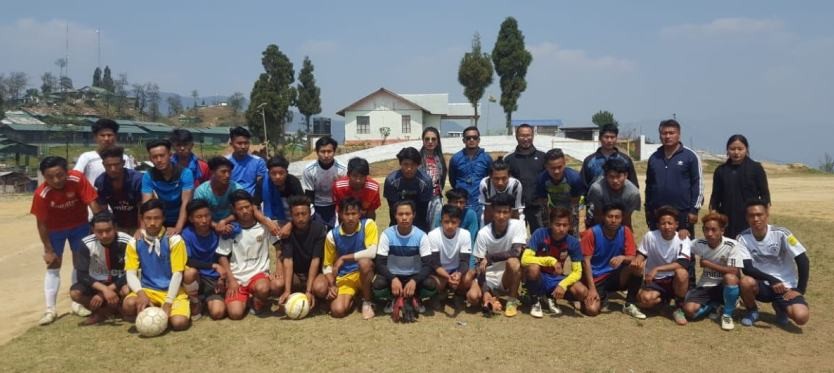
[709,134,771,238]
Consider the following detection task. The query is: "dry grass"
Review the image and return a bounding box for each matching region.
[1,171,833,372]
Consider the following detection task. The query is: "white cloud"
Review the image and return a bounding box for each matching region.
[527,42,636,73]
[661,17,786,39]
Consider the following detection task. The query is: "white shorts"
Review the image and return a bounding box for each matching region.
[484,261,508,294]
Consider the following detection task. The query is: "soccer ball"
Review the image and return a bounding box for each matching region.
[136,307,168,337]
[285,293,311,320]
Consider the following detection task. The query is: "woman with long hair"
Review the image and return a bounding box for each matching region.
[709,134,771,238]
[419,127,447,229]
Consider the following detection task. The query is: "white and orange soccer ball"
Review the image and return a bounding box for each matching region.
[285,293,311,320]
[136,307,168,337]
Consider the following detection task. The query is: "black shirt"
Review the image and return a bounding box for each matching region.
[504,146,546,206]
[281,220,327,275]
[709,158,770,238]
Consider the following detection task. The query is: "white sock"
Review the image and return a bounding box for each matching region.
[184,281,199,298]
[44,269,61,311]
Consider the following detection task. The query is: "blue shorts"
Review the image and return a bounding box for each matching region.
[48,223,90,257]
[531,272,565,296]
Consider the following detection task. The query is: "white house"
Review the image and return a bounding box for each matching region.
[336,88,477,145]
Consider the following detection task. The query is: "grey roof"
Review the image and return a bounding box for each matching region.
[511,119,563,127]
[446,103,477,117]
[1,123,87,132]
[1,111,46,125]
[195,127,232,135]
[400,94,449,115]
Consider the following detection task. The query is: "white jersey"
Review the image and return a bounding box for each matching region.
[74,150,136,187]
[638,230,691,280]
[474,219,528,259]
[216,222,277,284]
[427,227,472,272]
[301,160,347,206]
[736,225,806,289]
[478,176,524,212]
[691,237,745,287]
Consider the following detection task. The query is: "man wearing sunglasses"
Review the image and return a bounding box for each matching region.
[449,126,492,227]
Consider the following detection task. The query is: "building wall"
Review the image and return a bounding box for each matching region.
[343,93,429,145]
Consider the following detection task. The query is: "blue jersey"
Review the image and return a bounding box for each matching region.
[331,220,368,277]
[193,181,241,222]
[141,166,194,226]
[181,226,220,280]
[226,153,267,195]
[378,226,430,277]
[527,227,583,280]
[582,224,636,279]
[534,168,586,209]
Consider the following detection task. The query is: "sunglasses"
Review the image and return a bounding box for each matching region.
[464,136,480,141]
[423,137,438,142]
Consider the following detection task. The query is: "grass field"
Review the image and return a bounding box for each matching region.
[0,171,832,372]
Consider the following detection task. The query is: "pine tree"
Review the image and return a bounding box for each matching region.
[296,56,322,133]
[458,32,493,127]
[245,44,297,148]
[492,17,533,135]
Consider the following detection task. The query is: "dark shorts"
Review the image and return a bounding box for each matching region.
[290,272,309,293]
[594,267,625,293]
[199,276,224,301]
[642,277,675,301]
[756,281,808,309]
[314,205,337,228]
[685,286,723,305]
[70,280,123,297]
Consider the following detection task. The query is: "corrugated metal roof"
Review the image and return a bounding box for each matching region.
[195,127,232,135]
[446,103,477,117]
[135,123,172,133]
[1,123,88,132]
[118,125,149,135]
[2,111,46,125]
[511,119,563,127]
[400,94,449,115]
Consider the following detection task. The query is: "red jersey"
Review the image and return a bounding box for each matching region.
[31,170,98,231]
[332,176,381,216]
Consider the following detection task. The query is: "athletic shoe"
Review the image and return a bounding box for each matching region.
[545,297,562,315]
[741,310,759,327]
[38,310,57,326]
[190,298,203,321]
[673,308,688,325]
[362,300,375,320]
[530,301,544,318]
[709,306,722,321]
[250,298,267,315]
[504,298,519,318]
[71,301,92,317]
[622,303,647,319]
[721,315,735,331]
[383,300,394,314]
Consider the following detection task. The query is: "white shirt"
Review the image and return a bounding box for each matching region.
[478,176,524,212]
[216,222,277,284]
[427,227,472,272]
[474,219,528,259]
[736,225,806,289]
[638,230,691,280]
[691,237,745,287]
[74,150,136,186]
[301,160,346,206]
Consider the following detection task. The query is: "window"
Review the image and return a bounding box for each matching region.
[401,115,411,134]
[357,116,370,134]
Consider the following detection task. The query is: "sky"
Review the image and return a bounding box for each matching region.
[2,1,833,165]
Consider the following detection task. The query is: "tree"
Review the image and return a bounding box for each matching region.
[102,66,115,92]
[132,83,146,114]
[92,67,102,88]
[191,90,199,111]
[113,73,129,116]
[228,92,245,115]
[458,32,494,127]
[167,95,184,117]
[820,153,834,174]
[245,44,297,148]
[296,56,322,133]
[5,72,28,100]
[145,82,161,120]
[379,126,391,145]
[41,73,57,96]
[60,76,73,91]
[591,110,618,127]
[492,17,533,135]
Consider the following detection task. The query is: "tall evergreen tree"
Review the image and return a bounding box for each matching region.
[458,32,494,127]
[296,56,322,133]
[246,44,297,147]
[41,73,57,96]
[591,110,618,127]
[492,17,533,135]
[145,82,161,120]
[92,67,102,88]
[102,66,115,92]
[228,92,245,115]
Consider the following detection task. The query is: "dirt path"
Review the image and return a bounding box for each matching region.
[0,173,831,345]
